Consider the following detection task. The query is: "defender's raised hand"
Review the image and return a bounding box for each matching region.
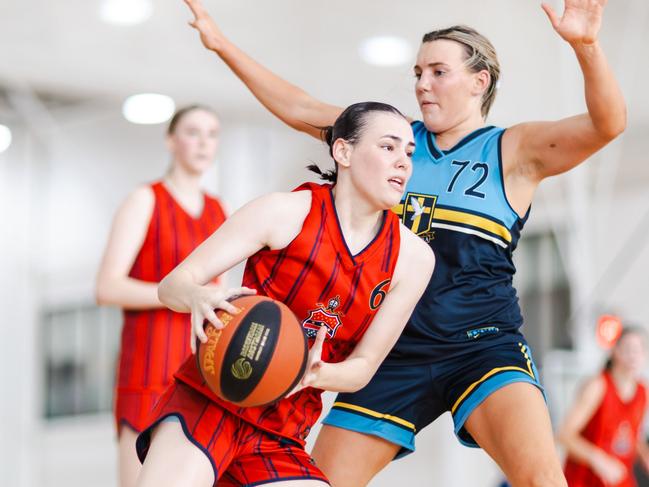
[183,0,227,52]
[541,0,607,46]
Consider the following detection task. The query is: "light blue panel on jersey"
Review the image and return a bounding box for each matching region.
[388,121,529,361]
[398,121,520,248]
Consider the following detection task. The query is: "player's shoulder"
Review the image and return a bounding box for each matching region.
[254,189,312,215]
[399,223,433,253]
[118,183,155,215]
[245,190,313,250]
[580,373,607,402]
[243,190,312,231]
[397,223,435,270]
[129,183,155,203]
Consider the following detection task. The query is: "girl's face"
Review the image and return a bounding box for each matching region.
[612,332,646,376]
[339,112,414,210]
[414,39,488,134]
[167,109,220,175]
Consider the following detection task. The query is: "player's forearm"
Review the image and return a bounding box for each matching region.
[214,39,334,138]
[560,432,606,468]
[312,357,375,393]
[572,41,626,140]
[95,277,161,309]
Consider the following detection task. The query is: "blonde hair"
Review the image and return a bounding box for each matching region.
[422,25,500,118]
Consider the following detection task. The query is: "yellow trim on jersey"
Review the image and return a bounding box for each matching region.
[332,401,416,431]
[434,208,512,243]
[430,223,508,249]
[451,363,535,414]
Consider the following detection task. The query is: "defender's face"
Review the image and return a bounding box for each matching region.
[613,333,646,376]
[167,109,220,175]
[414,39,484,134]
[348,112,414,210]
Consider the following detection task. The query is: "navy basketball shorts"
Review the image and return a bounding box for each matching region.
[322,338,543,457]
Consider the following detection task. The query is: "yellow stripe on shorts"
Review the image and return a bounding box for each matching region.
[332,401,416,431]
[451,365,535,414]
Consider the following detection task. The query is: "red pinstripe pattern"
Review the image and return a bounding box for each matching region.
[175,182,401,446]
[114,181,226,432]
[136,382,328,485]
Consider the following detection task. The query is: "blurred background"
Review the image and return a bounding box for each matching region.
[1,0,648,485]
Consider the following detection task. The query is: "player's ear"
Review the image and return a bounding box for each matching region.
[332,138,352,169]
[472,69,490,97]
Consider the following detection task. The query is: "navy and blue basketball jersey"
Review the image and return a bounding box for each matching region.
[388,121,529,362]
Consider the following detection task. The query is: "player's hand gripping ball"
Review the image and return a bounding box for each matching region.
[197,295,308,407]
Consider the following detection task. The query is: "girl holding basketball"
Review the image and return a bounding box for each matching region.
[95,105,227,487]
[181,0,625,485]
[134,102,434,487]
[559,327,649,487]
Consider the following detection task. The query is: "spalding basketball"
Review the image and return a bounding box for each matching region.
[196,295,308,407]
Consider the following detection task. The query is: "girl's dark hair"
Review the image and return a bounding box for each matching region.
[167,104,218,135]
[604,326,645,371]
[307,101,407,183]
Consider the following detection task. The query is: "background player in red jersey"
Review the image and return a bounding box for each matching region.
[95,105,227,487]
[559,328,649,487]
[134,102,435,487]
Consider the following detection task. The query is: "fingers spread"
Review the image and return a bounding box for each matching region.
[203,306,224,331]
[219,301,240,315]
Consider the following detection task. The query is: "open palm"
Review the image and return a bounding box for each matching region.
[542,0,607,45]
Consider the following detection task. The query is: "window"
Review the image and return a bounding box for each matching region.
[42,304,121,418]
[513,231,572,364]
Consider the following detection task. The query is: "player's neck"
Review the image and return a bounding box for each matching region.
[610,366,638,399]
[435,114,485,151]
[164,167,202,195]
[331,186,383,255]
[163,168,205,217]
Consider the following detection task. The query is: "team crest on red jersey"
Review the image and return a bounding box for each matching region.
[302,296,344,339]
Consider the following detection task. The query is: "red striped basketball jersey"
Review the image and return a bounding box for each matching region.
[174,182,401,445]
[564,372,647,487]
[115,181,227,432]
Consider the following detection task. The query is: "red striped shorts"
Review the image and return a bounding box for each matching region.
[136,381,329,486]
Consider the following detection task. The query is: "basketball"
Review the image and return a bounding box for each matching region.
[196,295,308,407]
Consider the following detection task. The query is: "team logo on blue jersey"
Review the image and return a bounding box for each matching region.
[394,192,437,237]
[302,296,344,339]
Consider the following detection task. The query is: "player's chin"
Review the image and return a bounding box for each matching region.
[188,159,213,174]
[379,190,403,211]
[421,112,448,134]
